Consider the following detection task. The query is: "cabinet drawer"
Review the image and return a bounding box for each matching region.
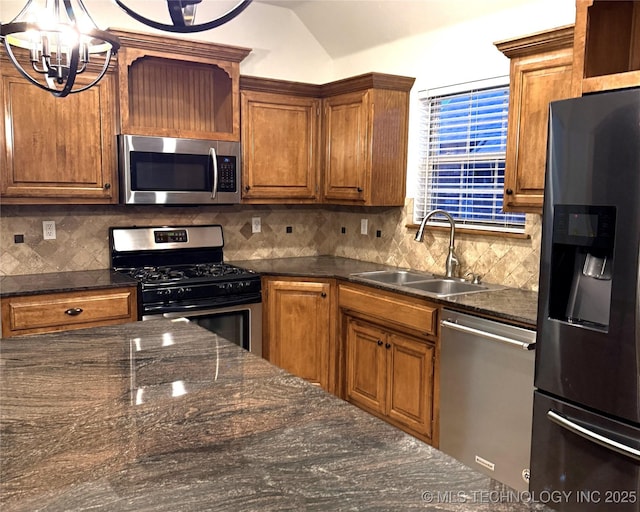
[338,285,437,336]
[1,288,137,337]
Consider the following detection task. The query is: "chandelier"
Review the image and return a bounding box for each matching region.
[0,0,253,97]
[0,0,120,97]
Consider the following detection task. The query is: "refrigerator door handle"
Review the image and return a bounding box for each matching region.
[547,409,640,462]
[441,319,535,350]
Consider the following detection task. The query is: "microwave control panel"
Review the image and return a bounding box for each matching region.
[217,156,237,192]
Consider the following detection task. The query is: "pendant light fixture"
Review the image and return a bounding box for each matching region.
[114,0,252,33]
[0,0,120,97]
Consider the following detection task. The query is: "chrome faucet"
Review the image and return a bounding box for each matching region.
[414,209,460,278]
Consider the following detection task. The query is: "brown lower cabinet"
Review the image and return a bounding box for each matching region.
[262,277,336,394]
[262,277,439,446]
[1,287,138,338]
[339,283,439,446]
[344,317,436,444]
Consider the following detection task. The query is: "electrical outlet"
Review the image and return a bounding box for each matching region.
[251,217,261,233]
[360,218,368,235]
[43,220,56,240]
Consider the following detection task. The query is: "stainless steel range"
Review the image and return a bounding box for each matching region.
[110,224,262,355]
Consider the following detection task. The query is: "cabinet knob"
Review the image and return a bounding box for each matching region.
[104,183,111,190]
[505,188,513,195]
[64,307,83,316]
[357,187,363,193]
[377,340,383,346]
[385,342,391,349]
[321,292,327,298]
[244,185,251,191]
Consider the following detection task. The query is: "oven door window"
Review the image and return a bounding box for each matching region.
[188,310,250,351]
[131,151,212,192]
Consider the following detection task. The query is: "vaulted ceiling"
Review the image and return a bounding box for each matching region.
[257,0,545,58]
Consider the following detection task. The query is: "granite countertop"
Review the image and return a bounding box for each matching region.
[0,256,538,327]
[0,269,138,298]
[0,319,550,512]
[232,256,539,328]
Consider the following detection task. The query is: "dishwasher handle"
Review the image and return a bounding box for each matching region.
[441,319,535,350]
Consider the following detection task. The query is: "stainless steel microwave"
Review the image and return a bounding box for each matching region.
[118,135,241,205]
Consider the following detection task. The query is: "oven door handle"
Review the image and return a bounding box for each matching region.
[210,147,218,199]
[547,410,640,462]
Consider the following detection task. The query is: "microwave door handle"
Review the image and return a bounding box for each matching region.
[209,147,218,199]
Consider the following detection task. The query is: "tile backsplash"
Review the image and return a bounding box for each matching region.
[0,200,541,290]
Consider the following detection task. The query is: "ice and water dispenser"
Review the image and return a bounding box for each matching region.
[547,205,616,331]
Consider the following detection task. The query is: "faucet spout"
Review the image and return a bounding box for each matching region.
[414,209,459,278]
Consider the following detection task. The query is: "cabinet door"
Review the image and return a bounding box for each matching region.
[322,91,369,203]
[241,91,320,202]
[386,332,435,440]
[265,279,331,390]
[345,318,386,414]
[0,67,117,203]
[503,47,573,213]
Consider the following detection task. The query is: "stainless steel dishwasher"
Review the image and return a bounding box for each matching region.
[439,309,536,492]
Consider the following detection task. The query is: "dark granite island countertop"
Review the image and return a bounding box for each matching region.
[232,256,539,328]
[0,319,551,512]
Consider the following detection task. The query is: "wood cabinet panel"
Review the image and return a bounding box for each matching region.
[496,26,574,213]
[263,278,333,391]
[240,72,413,206]
[572,0,640,95]
[241,90,320,202]
[113,29,250,141]
[339,283,438,445]
[1,287,138,338]
[338,284,437,336]
[387,332,435,439]
[0,64,117,204]
[345,319,386,413]
[323,91,369,202]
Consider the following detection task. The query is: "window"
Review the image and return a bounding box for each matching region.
[414,80,525,233]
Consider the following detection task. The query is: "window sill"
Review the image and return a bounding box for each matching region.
[405,223,531,240]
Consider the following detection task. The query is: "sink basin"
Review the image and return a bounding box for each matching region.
[350,270,503,298]
[404,279,488,297]
[350,270,434,286]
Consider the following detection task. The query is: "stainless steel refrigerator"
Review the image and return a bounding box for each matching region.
[532,88,640,511]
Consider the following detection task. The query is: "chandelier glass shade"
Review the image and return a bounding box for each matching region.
[0,0,120,97]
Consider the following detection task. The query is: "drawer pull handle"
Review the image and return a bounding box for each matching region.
[65,307,84,316]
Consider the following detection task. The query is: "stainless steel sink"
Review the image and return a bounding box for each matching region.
[404,279,488,297]
[350,270,502,298]
[350,270,434,285]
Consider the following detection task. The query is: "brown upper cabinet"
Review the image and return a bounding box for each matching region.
[112,29,251,141]
[495,25,575,214]
[572,0,640,95]
[240,73,414,206]
[0,57,118,204]
[241,77,322,203]
[321,74,414,206]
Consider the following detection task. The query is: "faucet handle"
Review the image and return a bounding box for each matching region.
[464,271,482,284]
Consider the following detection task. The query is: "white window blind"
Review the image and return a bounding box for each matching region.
[414,82,525,233]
